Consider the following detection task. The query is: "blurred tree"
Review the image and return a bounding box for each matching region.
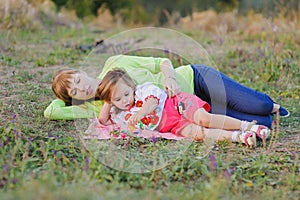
[92,0,135,15]
[66,0,93,18]
[52,0,68,8]
[216,0,239,11]
[50,0,299,22]
[139,0,197,24]
[238,0,300,16]
[119,4,153,24]
[52,0,93,17]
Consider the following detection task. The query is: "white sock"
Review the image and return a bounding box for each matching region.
[231,131,239,142]
[240,121,250,132]
[272,103,280,113]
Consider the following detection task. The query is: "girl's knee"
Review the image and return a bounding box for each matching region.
[179,124,205,141]
[192,125,206,141]
[194,108,211,127]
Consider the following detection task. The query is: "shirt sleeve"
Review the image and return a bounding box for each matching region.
[44,99,103,120]
[98,55,170,79]
[135,82,165,103]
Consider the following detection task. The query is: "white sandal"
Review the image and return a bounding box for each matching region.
[237,131,256,148]
[245,120,270,141]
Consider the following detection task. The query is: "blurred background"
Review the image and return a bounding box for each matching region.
[0,0,299,32]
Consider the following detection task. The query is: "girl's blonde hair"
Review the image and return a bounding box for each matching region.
[97,68,135,103]
[52,69,97,106]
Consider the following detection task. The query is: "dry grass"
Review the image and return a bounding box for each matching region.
[0,0,81,31]
[179,9,300,36]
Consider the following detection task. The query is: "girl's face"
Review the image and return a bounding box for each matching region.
[67,71,100,100]
[111,79,134,110]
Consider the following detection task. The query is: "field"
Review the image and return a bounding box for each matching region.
[0,9,299,200]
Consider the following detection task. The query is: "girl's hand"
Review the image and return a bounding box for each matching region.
[98,102,113,125]
[164,76,180,97]
[128,114,142,126]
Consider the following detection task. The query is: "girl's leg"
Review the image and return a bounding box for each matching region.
[192,108,242,130]
[191,64,275,115]
[226,106,272,128]
[179,123,233,142]
[179,123,256,147]
[180,94,271,140]
[189,108,271,142]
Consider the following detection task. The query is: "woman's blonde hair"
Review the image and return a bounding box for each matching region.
[52,69,97,106]
[97,68,135,103]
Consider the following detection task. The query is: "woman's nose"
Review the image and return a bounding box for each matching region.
[75,87,85,92]
[75,84,86,92]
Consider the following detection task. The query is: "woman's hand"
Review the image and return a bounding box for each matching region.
[164,76,180,97]
[160,59,180,97]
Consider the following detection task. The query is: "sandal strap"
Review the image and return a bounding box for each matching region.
[237,131,256,147]
[245,120,257,131]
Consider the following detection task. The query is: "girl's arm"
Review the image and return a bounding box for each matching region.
[160,59,180,97]
[128,98,158,126]
[98,102,113,125]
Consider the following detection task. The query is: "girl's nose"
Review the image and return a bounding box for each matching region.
[123,97,129,103]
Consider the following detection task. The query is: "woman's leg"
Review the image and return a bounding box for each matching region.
[191,64,275,115]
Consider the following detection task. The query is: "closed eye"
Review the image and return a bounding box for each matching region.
[71,89,77,96]
[75,77,80,84]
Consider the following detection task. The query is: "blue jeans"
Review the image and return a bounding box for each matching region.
[191,64,273,128]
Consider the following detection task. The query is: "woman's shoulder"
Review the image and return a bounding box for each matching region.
[105,54,169,64]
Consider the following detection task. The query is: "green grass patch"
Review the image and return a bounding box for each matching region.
[0,25,299,199]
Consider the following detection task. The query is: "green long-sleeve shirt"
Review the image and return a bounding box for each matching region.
[44,55,194,120]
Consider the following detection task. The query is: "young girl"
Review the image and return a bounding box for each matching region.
[97,69,271,147]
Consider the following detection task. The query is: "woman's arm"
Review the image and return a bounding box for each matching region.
[100,55,194,94]
[44,99,102,120]
[100,55,170,76]
[128,98,158,126]
[160,59,181,97]
[98,102,113,125]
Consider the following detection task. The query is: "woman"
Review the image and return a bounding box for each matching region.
[45,54,289,128]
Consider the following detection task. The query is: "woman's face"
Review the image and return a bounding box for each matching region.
[111,79,134,110]
[67,71,99,100]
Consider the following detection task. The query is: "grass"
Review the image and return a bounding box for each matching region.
[0,17,299,200]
